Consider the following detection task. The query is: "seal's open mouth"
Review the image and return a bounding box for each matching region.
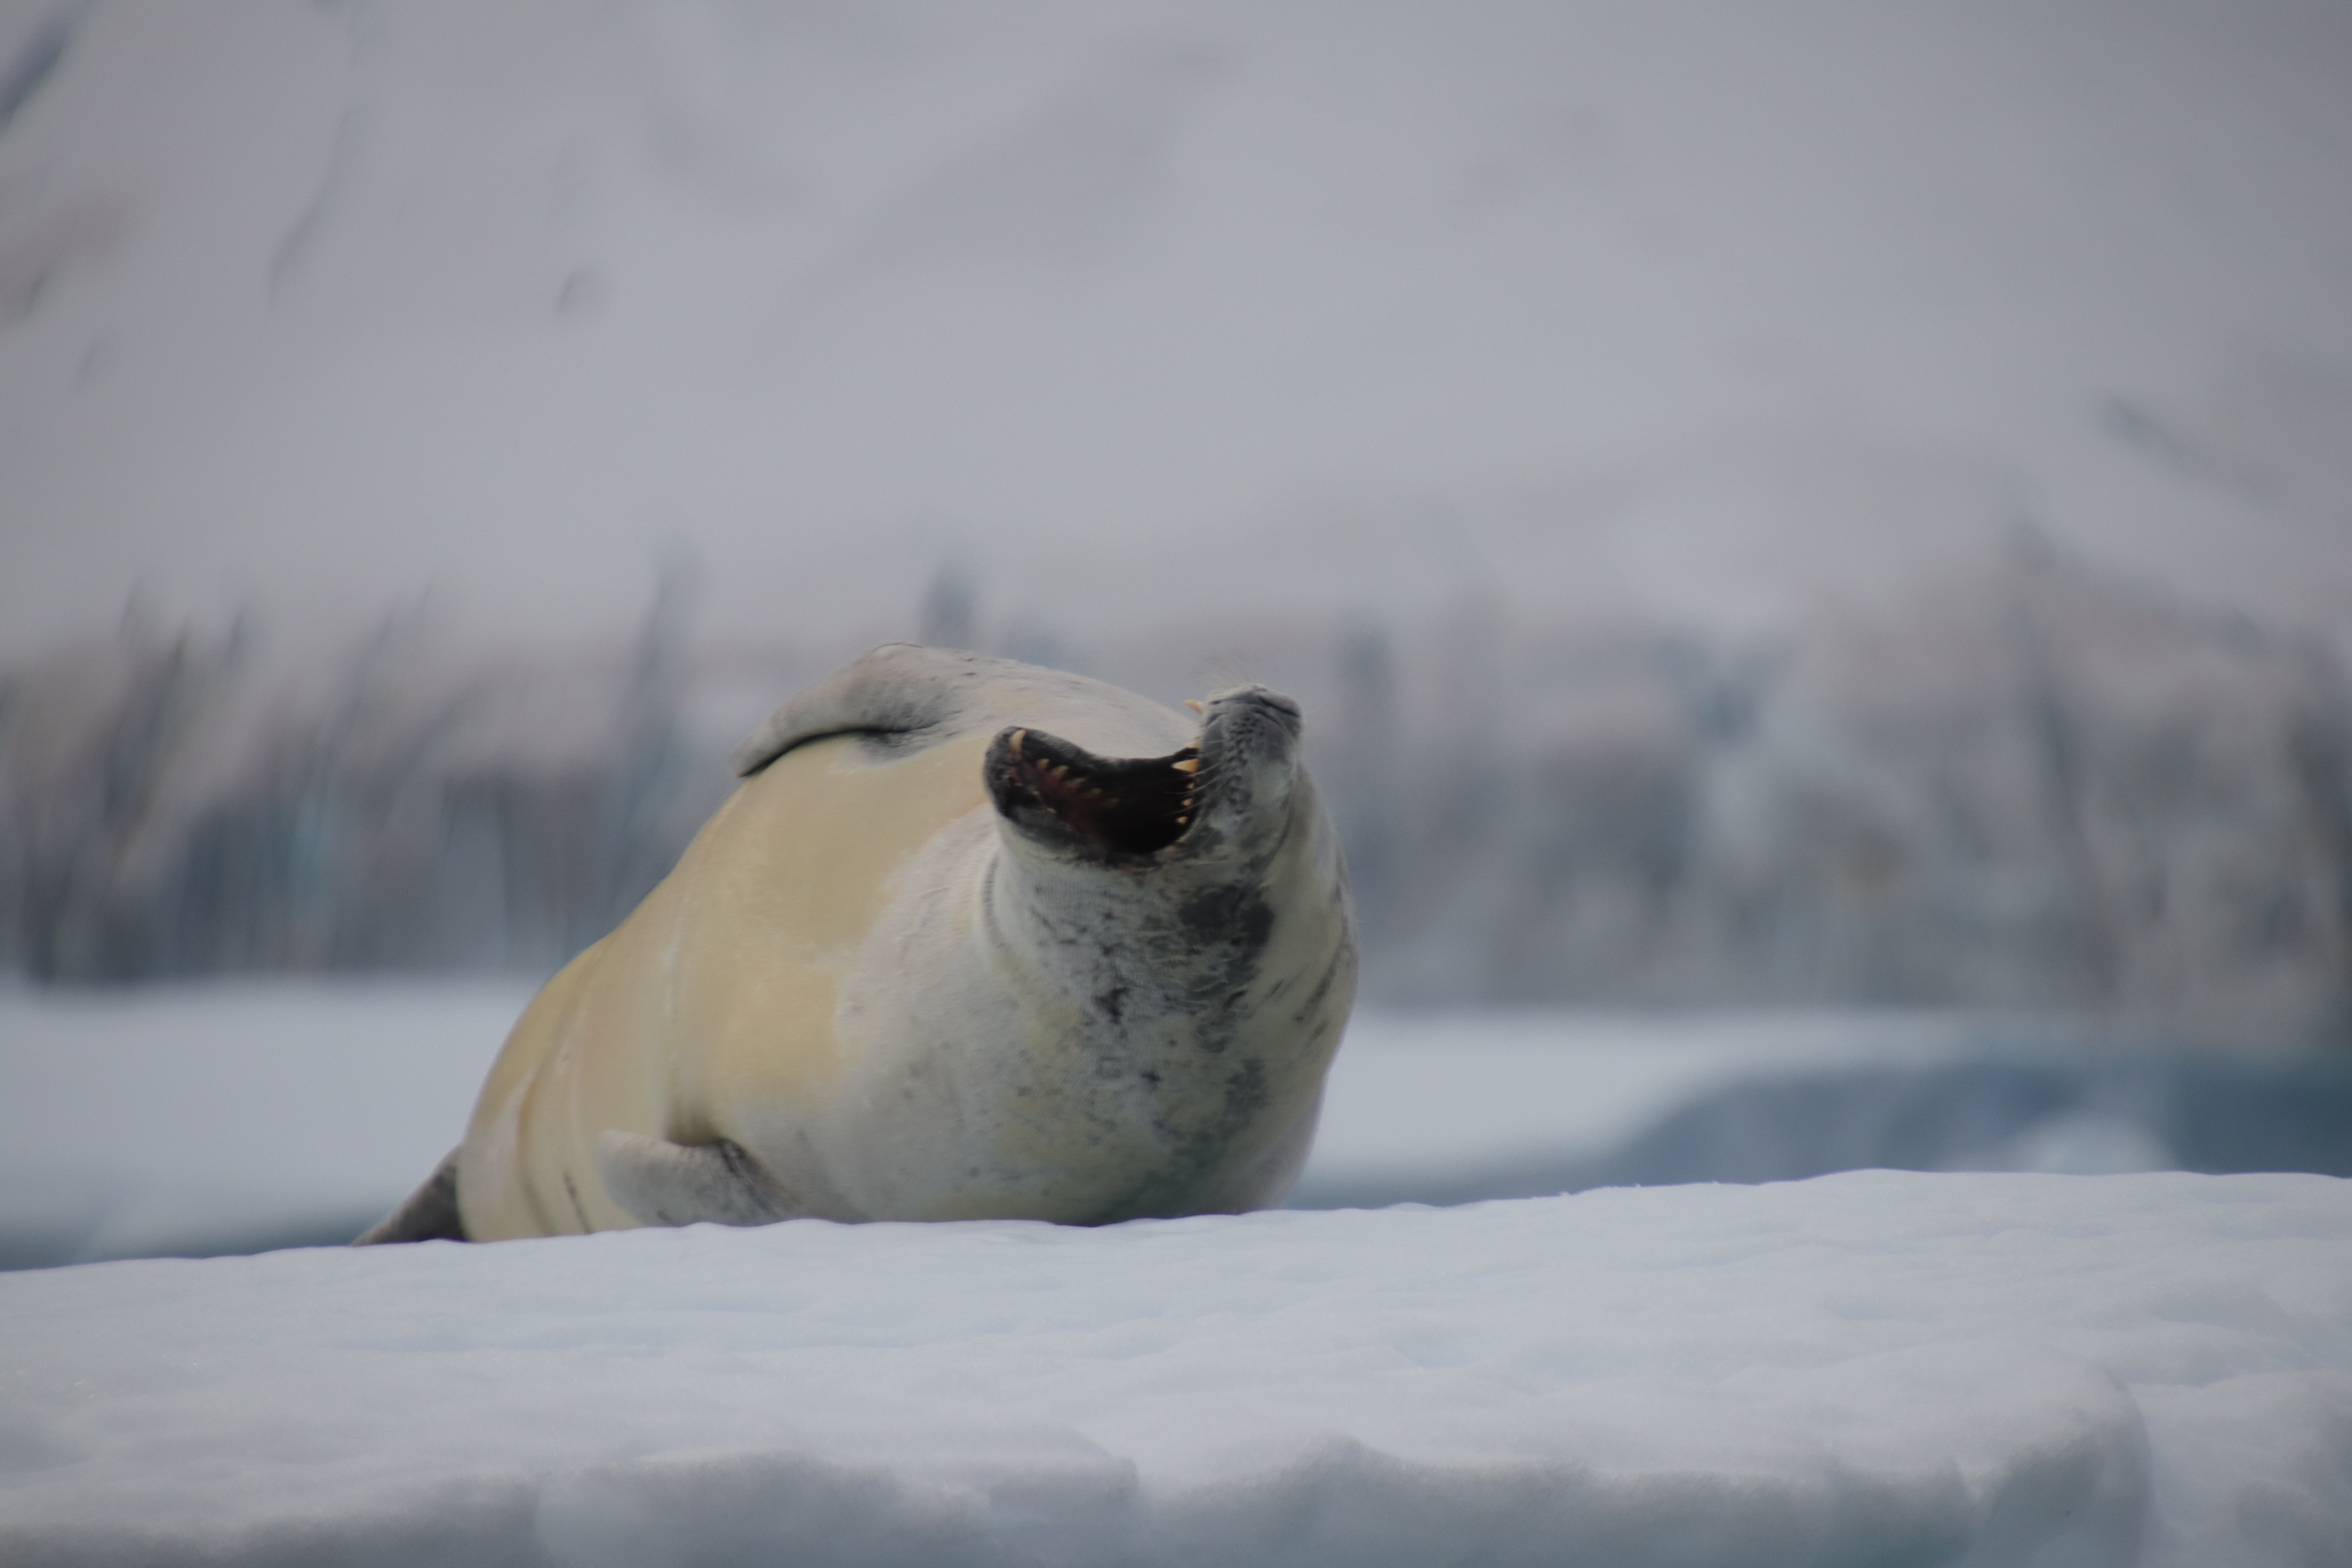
[987,726,1202,856]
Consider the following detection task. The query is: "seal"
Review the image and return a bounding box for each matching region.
[357,643,1356,1243]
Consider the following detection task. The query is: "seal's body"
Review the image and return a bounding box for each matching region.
[361,645,1355,1243]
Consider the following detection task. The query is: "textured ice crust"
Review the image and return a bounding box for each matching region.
[4,1171,2348,1568]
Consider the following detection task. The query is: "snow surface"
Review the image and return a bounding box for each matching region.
[4,1171,2349,1567]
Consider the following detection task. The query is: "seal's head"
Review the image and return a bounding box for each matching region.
[983,684,1303,867]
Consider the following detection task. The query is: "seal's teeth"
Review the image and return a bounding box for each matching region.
[1173,816,1191,829]
[1184,699,1206,715]
[1170,757,1200,773]
[1010,730,1027,759]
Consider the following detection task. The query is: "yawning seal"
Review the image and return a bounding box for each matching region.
[360,644,1356,1243]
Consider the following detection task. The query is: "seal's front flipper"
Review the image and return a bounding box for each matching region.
[354,1150,467,1245]
[593,1129,801,1229]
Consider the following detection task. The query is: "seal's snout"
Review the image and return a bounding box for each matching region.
[986,726,1201,857]
[1194,683,1303,810]
[1215,686,1300,720]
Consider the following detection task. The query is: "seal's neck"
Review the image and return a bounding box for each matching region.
[984,777,1328,1024]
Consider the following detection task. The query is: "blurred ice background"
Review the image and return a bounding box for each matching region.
[3,1,2351,1263]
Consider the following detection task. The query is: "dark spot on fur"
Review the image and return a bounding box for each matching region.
[1291,936,1354,1024]
[1178,885,1274,949]
[1084,1054,1276,1225]
[563,1172,591,1232]
[1223,1058,1270,1122]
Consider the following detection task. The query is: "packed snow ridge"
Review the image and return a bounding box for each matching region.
[4,1171,2347,1568]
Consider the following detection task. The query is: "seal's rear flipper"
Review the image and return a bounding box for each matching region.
[595,1129,801,1228]
[354,1150,467,1245]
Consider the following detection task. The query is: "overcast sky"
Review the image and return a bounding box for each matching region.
[2,0,2348,671]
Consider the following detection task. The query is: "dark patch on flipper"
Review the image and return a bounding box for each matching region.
[594,1129,803,1229]
[353,1150,468,1245]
